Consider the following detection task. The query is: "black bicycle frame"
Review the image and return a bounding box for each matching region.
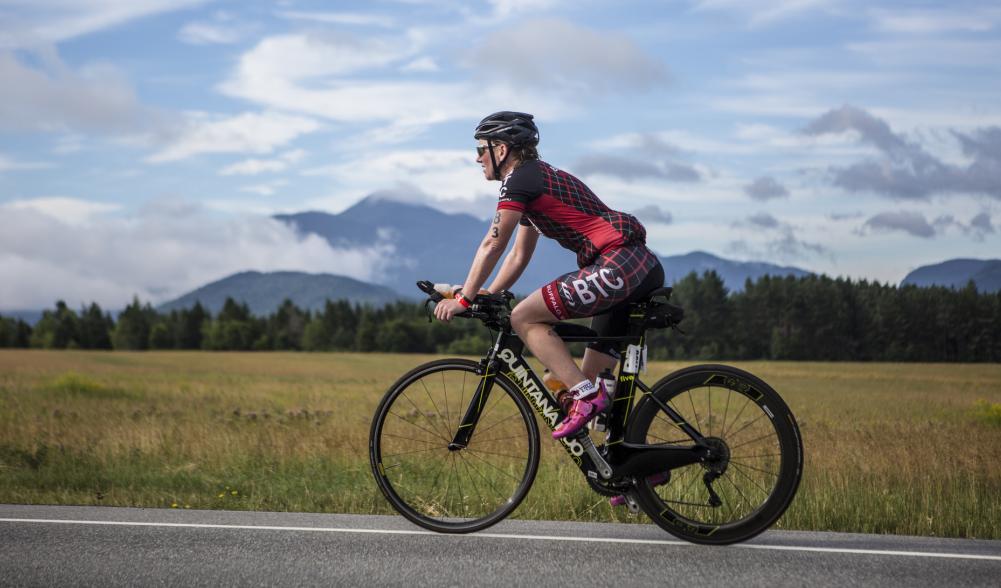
[449,327,712,481]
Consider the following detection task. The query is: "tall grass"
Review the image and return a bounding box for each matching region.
[1,350,999,538]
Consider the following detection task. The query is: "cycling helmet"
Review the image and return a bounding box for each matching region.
[474,111,539,146]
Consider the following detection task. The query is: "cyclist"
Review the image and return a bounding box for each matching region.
[434,111,665,440]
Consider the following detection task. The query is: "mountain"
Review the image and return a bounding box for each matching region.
[274,196,814,295]
[901,259,1001,292]
[275,196,578,297]
[660,251,812,291]
[157,271,403,315]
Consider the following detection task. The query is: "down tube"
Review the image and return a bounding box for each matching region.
[494,348,597,472]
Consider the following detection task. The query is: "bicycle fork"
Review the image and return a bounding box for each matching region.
[447,356,496,451]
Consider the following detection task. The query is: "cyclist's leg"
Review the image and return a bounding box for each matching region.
[509,290,586,388]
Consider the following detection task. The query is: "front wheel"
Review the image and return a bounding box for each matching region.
[369,359,540,533]
[626,364,803,544]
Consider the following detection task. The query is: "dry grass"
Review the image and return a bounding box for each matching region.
[1,350,999,538]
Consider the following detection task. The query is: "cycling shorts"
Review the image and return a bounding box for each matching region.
[541,245,663,322]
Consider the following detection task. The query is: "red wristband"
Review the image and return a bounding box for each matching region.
[455,293,472,308]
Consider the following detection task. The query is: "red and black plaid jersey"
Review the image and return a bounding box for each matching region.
[497,160,647,268]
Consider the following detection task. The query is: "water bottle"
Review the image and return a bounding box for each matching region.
[543,369,571,413]
[590,369,616,432]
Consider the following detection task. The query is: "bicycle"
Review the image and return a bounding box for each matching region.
[369,281,803,545]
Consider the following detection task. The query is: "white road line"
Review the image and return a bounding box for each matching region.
[2,518,1000,562]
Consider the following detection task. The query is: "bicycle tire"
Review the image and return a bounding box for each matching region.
[626,364,803,545]
[369,359,540,533]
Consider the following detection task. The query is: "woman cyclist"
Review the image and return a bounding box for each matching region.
[434,111,665,440]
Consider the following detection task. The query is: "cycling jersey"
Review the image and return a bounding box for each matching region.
[497,160,647,268]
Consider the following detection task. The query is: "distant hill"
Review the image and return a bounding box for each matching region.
[901,259,1001,292]
[275,196,812,295]
[157,271,403,315]
[660,251,812,291]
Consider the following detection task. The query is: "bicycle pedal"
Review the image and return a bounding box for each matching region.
[623,494,641,515]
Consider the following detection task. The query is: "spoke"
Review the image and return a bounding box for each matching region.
[463,448,525,483]
[442,370,452,433]
[419,377,450,439]
[687,388,702,433]
[728,458,780,479]
[456,451,506,505]
[463,447,526,460]
[472,434,530,444]
[707,385,713,437]
[725,412,768,443]
[721,388,732,438]
[722,468,757,516]
[722,397,752,439]
[381,446,446,458]
[387,409,450,443]
[380,431,445,445]
[397,391,450,441]
[728,460,772,497]
[729,431,779,452]
[469,410,522,439]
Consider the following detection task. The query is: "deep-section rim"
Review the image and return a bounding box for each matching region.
[369,358,540,533]
[627,364,803,545]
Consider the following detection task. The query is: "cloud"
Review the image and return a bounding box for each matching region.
[858,210,994,240]
[218,31,484,127]
[744,176,790,201]
[467,19,668,95]
[275,10,397,28]
[631,205,673,225]
[148,112,321,163]
[804,105,1001,200]
[0,153,51,172]
[730,212,832,261]
[692,0,841,28]
[0,0,208,48]
[0,198,397,310]
[5,197,120,225]
[868,7,1001,34]
[219,149,307,176]
[862,211,936,238]
[574,149,701,184]
[0,48,157,134]
[178,16,253,45]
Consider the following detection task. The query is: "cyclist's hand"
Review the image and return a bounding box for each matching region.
[434,298,466,322]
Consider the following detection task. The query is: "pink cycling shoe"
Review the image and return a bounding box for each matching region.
[551,382,610,440]
[609,472,671,507]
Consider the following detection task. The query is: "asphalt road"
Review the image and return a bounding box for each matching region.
[2,505,999,587]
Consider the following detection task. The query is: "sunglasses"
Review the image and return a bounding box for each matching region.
[476,144,506,157]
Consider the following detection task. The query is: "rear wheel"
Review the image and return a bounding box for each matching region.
[370,359,540,533]
[626,364,803,544]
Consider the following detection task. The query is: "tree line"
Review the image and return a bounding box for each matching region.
[2,271,999,362]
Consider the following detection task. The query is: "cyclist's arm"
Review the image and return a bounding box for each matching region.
[486,223,539,293]
[459,208,522,298]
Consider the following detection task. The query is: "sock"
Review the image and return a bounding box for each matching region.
[569,379,598,400]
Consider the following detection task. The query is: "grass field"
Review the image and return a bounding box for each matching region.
[1,350,999,539]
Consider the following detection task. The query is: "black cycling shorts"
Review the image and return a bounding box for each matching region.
[541,244,663,321]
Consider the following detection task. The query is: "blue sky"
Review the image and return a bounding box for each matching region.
[1,0,999,310]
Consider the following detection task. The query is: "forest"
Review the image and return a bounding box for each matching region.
[2,271,999,362]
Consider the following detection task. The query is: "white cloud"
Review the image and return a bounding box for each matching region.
[148,111,321,163]
[692,0,843,28]
[178,21,246,45]
[0,153,50,172]
[0,48,155,134]
[0,199,398,310]
[0,0,209,48]
[305,149,484,205]
[275,10,396,28]
[219,149,307,175]
[4,196,120,225]
[869,7,1000,34]
[467,19,668,95]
